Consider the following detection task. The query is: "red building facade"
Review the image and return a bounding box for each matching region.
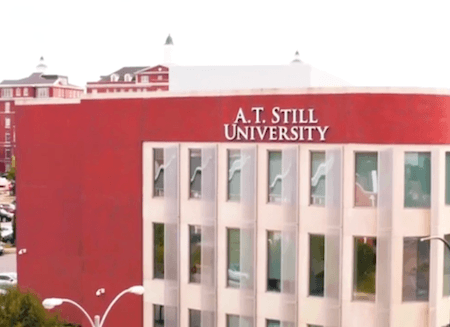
[14,89,450,327]
[0,58,83,172]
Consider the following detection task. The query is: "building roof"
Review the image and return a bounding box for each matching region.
[99,66,147,82]
[165,34,173,45]
[0,73,64,86]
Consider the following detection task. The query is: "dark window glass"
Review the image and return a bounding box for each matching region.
[268,151,282,203]
[154,223,164,279]
[309,234,324,296]
[190,225,201,283]
[310,151,325,206]
[404,152,431,208]
[267,320,280,327]
[446,153,450,205]
[353,237,376,301]
[227,315,253,327]
[267,231,281,292]
[444,234,450,296]
[228,149,241,201]
[355,152,378,207]
[402,237,430,301]
[154,305,164,327]
[190,149,202,198]
[189,309,201,327]
[227,228,241,288]
[154,148,164,197]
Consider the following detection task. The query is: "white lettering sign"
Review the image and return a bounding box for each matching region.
[224,107,330,142]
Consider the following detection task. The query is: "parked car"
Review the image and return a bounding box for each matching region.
[0,243,4,256]
[0,208,13,222]
[0,272,16,289]
[1,226,12,244]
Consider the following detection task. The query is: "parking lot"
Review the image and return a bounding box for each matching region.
[0,189,16,275]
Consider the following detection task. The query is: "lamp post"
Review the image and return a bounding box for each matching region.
[42,285,144,327]
[420,236,450,327]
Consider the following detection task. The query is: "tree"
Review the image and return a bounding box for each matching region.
[0,287,73,327]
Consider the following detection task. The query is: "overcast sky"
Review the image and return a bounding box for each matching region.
[1,0,450,88]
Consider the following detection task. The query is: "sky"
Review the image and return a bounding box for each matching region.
[1,0,450,89]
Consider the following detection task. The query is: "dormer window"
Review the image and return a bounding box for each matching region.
[141,76,149,83]
[111,74,119,82]
[60,78,68,85]
[15,88,21,97]
[124,74,132,82]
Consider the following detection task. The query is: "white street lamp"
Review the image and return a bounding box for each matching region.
[42,285,145,327]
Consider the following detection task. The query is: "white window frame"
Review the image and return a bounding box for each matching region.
[141,75,149,83]
[15,88,21,97]
[5,148,11,159]
[1,89,13,98]
[4,102,10,113]
[37,88,49,98]
[124,74,132,82]
[5,118,10,129]
[23,88,28,97]
[110,74,119,82]
[5,133,10,143]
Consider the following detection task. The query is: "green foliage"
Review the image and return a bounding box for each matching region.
[6,166,15,181]
[0,287,68,327]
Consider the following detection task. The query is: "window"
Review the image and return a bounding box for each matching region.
[142,75,149,83]
[444,234,450,296]
[158,75,163,81]
[110,74,119,82]
[189,149,201,198]
[154,149,164,197]
[446,153,450,205]
[353,237,376,301]
[267,231,281,292]
[309,234,324,296]
[1,89,12,98]
[36,87,49,98]
[190,225,201,283]
[23,88,28,97]
[404,152,431,208]
[124,74,132,82]
[4,102,10,113]
[227,315,253,327]
[310,151,325,206]
[268,151,282,203]
[5,149,10,159]
[228,149,241,201]
[15,88,21,97]
[154,223,164,279]
[189,309,201,327]
[5,133,10,143]
[5,118,10,129]
[154,305,164,327]
[227,228,240,288]
[355,152,378,207]
[267,320,280,327]
[402,237,430,301]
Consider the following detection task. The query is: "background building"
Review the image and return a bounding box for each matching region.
[86,36,349,95]
[14,88,450,327]
[0,57,83,172]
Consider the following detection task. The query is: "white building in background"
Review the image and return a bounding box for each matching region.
[86,35,350,95]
